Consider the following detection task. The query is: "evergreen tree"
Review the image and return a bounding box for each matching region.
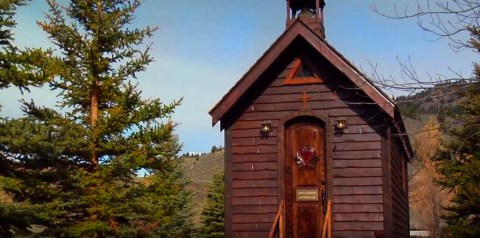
[0,0,53,92]
[0,0,192,237]
[210,145,217,153]
[198,172,224,238]
[0,0,54,236]
[435,26,480,237]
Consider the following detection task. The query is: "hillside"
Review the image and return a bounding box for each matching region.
[180,150,224,223]
[396,81,466,120]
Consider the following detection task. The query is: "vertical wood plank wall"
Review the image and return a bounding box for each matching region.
[227,59,388,238]
[390,137,410,237]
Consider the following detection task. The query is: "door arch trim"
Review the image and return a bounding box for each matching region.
[277,110,334,234]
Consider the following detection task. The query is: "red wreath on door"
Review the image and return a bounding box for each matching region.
[295,146,318,170]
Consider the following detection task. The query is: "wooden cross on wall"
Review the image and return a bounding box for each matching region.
[299,91,311,109]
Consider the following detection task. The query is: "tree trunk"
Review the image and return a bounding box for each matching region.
[91,79,99,168]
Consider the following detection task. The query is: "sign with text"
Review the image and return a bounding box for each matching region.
[296,188,319,202]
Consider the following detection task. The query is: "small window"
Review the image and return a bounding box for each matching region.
[283,58,322,85]
[296,64,315,78]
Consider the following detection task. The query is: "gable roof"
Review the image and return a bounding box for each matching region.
[210,20,395,125]
[209,19,413,159]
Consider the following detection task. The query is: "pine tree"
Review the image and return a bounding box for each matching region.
[435,26,480,237]
[0,1,54,236]
[0,0,53,92]
[0,0,192,237]
[211,145,217,153]
[198,172,224,238]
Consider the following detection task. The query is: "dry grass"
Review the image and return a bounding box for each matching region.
[180,150,224,224]
[1,189,12,203]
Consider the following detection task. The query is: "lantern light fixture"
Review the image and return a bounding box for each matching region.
[336,118,347,129]
[260,121,272,135]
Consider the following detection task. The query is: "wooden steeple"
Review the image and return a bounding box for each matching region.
[287,0,326,37]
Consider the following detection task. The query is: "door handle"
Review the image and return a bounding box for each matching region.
[322,190,327,214]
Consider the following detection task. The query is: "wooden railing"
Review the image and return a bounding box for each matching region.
[269,200,332,238]
[269,200,284,238]
[321,200,333,238]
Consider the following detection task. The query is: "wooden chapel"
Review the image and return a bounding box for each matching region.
[209,1,413,237]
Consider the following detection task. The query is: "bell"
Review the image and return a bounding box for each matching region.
[297,7,315,18]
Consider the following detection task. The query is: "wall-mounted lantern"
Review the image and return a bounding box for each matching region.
[335,118,347,130]
[260,121,272,136]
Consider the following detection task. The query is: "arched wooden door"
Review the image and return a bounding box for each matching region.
[285,119,326,238]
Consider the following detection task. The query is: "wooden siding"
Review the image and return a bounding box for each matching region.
[390,136,410,237]
[228,58,388,237]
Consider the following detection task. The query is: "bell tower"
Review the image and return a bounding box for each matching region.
[286,0,326,37]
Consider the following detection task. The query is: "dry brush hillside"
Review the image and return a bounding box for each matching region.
[180,151,224,223]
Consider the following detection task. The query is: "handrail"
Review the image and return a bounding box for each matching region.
[321,200,332,238]
[269,199,331,238]
[269,200,284,238]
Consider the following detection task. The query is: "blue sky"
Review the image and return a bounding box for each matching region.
[0,0,476,153]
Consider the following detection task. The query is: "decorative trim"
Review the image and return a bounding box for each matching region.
[282,58,323,85]
[224,129,233,238]
[382,128,393,237]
